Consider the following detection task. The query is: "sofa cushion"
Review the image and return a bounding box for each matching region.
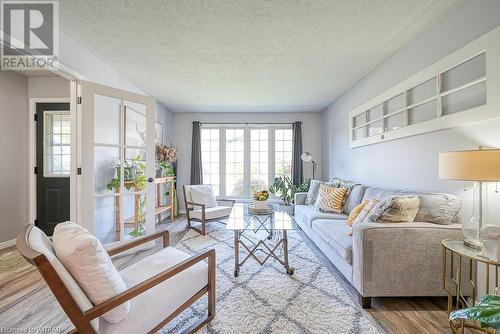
[311,219,353,264]
[100,247,208,334]
[53,222,129,324]
[414,193,462,225]
[362,187,402,202]
[190,206,232,220]
[367,196,421,223]
[295,205,348,228]
[343,184,367,214]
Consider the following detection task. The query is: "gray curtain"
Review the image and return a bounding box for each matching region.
[190,121,203,184]
[291,121,303,185]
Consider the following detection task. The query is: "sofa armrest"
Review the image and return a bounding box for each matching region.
[294,192,308,205]
[351,222,464,298]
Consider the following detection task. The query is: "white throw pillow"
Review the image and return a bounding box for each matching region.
[190,185,218,208]
[52,222,129,323]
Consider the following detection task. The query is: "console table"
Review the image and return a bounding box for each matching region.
[114,176,176,237]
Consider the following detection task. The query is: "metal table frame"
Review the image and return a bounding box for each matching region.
[232,210,295,277]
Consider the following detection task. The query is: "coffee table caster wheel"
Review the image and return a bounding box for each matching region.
[286,267,295,275]
[234,269,239,277]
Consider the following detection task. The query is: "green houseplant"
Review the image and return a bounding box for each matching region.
[107,155,147,237]
[269,176,310,214]
[449,294,500,333]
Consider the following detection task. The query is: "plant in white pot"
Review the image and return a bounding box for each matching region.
[253,190,270,210]
[269,176,310,216]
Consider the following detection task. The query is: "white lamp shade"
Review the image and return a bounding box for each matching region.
[439,149,500,181]
[301,152,312,162]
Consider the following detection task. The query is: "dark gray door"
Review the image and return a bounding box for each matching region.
[36,103,71,235]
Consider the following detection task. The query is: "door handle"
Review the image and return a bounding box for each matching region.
[147,177,154,183]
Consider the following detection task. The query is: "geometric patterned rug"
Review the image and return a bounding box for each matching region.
[160,221,380,334]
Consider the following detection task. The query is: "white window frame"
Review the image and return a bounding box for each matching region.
[43,110,72,178]
[349,25,500,148]
[201,125,293,199]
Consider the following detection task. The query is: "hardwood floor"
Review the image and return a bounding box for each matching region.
[0,217,454,333]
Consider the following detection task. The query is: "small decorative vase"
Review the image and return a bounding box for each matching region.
[253,200,268,210]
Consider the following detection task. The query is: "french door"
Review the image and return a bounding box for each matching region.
[79,81,156,245]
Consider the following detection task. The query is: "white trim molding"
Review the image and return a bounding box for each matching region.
[349,25,500,148]
[0,239,16,250]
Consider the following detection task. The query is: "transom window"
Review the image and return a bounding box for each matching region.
[201,126,293,198]
[44,112,71,176]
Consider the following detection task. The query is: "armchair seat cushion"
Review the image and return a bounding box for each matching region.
[190,206,232,220]
[100,247,208,334]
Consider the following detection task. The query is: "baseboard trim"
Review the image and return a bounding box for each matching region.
[0,239,16,250]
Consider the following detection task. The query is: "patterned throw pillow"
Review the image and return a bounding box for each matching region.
[367,196,421,223]
[346,200,369,236]
[314,184,347,213]
[353,199,380,226]
[305,180,338,205]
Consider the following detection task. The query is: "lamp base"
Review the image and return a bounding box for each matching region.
[463,238,482,250]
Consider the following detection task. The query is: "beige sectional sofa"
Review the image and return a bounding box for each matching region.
[294,180,464,308]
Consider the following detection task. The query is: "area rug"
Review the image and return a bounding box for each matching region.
[161,221,380,334]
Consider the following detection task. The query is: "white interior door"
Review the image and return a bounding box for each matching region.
[79,81,155,245]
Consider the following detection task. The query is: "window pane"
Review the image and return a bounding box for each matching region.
[442,53,485,92]
[408,99,437,125]
[200,128,220,195]
[250,129,268,194]
[274,129,292,179]
[44,113,71,176]
[385,94,404,114]
[384,111,405,132]
[367,104,382,121]
[442,81,486,116]
[226,129,244,196]
[408,77,436,105]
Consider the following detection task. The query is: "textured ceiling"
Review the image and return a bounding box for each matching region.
[59,0,459,112]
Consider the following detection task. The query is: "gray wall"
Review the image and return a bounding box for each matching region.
[172,112,323,209]
[322,0,500,222]
[0,72,29,243]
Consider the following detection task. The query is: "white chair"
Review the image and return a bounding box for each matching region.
[183,185,235,236]
[16,225,215,334]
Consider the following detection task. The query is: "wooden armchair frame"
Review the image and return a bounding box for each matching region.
[183,185,235,236]
[16,226,216,334]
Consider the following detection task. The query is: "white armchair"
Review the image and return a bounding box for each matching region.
[183,185,235,235]
[16,225,215,334]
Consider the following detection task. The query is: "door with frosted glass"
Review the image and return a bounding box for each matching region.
[80,81,155,245]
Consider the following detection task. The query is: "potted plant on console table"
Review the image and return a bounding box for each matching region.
[269,176,310,216]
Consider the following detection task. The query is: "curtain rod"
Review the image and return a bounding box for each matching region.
[198,121,300,125]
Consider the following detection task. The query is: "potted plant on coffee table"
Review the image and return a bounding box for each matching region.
[253,190,270,210]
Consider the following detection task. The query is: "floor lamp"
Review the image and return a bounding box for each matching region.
[301,152,317,180]
[439,147,500,249]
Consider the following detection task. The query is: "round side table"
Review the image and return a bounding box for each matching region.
[442,239,500,333]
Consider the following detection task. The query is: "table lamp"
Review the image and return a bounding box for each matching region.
[301,152,317,179]
[439,147,500,249]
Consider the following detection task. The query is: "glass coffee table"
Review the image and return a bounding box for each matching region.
[226,203,300,277]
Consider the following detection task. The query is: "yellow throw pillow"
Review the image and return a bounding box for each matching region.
[348,199,380,236]
[314,184,347,213]
[347,200,369,228]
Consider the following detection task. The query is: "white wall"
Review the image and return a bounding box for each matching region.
[322,0,500,223]
[172,112,322,209]
[0,71,29,243]
[28,76,70,98]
